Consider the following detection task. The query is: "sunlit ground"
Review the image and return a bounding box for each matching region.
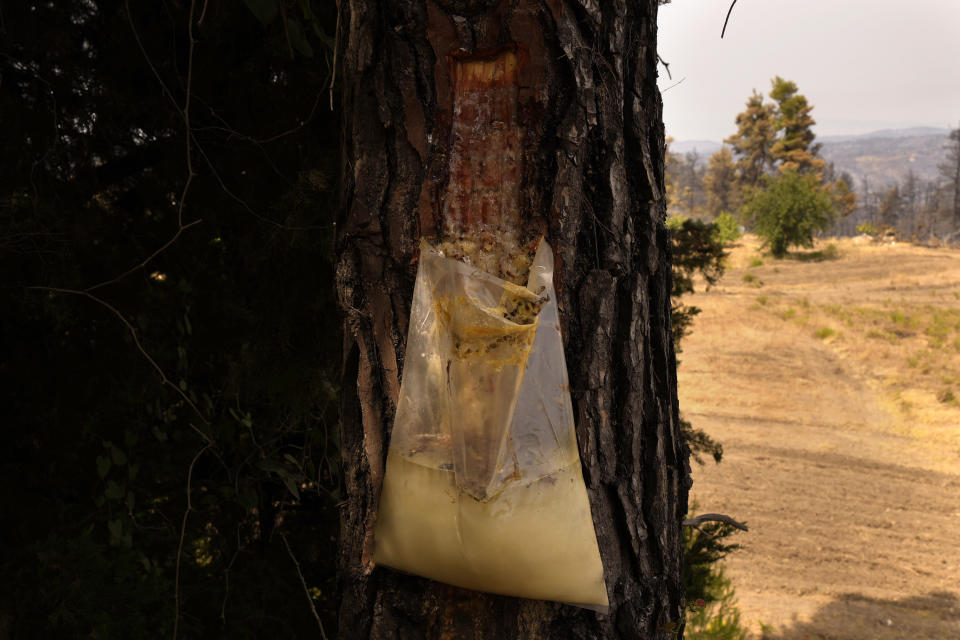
[680,234,960,639]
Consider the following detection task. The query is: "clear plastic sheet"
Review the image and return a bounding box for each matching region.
[373,239,608,608]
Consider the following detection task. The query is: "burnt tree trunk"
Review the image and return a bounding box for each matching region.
[335,0,690,637]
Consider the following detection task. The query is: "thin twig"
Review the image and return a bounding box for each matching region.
[191,138,330,231]
[180,0,199,228]
[330,0,341,111]
[29,286,213,439]
[86,0,204,294]
[219,528,241,626]
[657,54,672,80]
[280,3,295,60]
[721,0,738,39]
[683,513,749,531]
[197,0,210,26]
[86,220,202,292]
[173,444,209,640]
[661,77,686,93]
[125,0,185,121]
[280,533,329,640]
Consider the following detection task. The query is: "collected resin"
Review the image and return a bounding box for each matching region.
[373,239,608,608]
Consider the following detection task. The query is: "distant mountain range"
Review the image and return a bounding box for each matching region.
[670,127,953,190]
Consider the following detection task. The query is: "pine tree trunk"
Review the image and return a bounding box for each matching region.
[335,0,690,637]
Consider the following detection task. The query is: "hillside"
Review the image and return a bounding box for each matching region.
[819,130,950,189]
[679,235,960,639]
[671,127,952,189]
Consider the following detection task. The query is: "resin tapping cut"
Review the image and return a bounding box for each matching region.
[438,48,530,283]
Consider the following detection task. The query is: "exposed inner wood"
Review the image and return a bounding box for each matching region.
[437,48,533,284]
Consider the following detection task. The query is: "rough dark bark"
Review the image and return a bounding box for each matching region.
[335,0,690,637]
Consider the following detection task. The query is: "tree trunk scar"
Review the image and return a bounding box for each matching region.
[445,47,521,233]
[439,47,533,282]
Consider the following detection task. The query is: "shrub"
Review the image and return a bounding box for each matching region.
[684,566,748,640]
[682,507,747,640]
[713,211,743,246]
[814,327,836,340]
[741,169,836,258]
[856,221,879,236]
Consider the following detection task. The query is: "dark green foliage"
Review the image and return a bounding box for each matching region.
[680,418,723,465]
[683,566,748,640]
[668,221,746,638]
[682,506,746,639]
[742,170,837,258]
[724,91,777,189]
[668,217,726,462]
[1,1,341,637]
[669,219,727,350]
[769,76,824,174]
[682,516,743,604]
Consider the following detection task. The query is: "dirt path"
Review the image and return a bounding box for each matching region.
[678,235,960,639]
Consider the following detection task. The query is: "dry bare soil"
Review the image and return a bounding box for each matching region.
[679,234,960,639]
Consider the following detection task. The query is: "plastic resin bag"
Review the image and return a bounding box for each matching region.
[373,239,608,608]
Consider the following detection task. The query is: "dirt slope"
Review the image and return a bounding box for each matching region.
[678,235,960,639]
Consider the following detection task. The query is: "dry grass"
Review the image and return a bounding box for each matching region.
[679,234,960,639]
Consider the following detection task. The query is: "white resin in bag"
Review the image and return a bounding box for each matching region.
[373,239,608,608]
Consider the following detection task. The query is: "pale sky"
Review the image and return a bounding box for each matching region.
[656,0,960,142]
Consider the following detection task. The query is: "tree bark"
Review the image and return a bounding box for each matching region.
[335,0,690,637]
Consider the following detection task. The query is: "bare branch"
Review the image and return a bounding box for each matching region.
[125,0,184,121]
[331,0,341,111]
[661,77,686,94]
[657,54,672,80]
[683,512,749,531]
[721,0,738,39]
[28,286,214,442]
[281,533,330,640]
[86,220,202,292]
[219,528,242,626]
[173,444,210,640]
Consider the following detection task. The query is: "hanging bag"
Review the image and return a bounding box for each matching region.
[373,239,608,608]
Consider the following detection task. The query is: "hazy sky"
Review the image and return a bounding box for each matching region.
[657,0,960,142]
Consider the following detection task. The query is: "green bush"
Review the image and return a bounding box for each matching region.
[713,211,743,245]
[684,566,748,640]
[682,507,747,640]
[741,169,836,258]
[856,221,879,236]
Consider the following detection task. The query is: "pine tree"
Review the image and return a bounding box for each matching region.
[336,0,688,636]
[703,148,740,219]
[724,91,777,189]
[769,76,825,174]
